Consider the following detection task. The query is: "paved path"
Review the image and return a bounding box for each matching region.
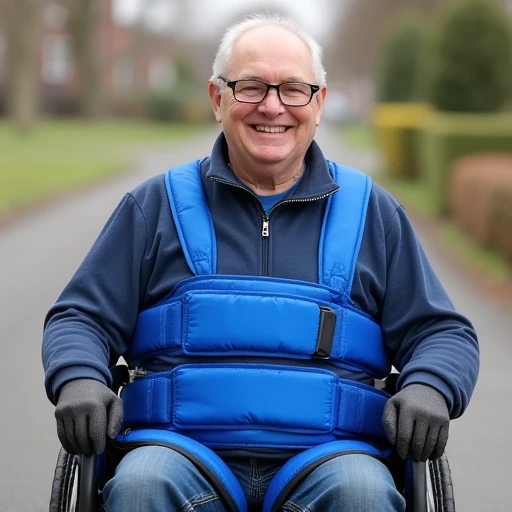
[0,124,510,511]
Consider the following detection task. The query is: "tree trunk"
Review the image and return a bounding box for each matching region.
[66,0,104,118]
[0,0,43,133]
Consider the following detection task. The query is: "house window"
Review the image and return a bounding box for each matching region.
[113,56,136,91]
[148,57,176,90]
[42,35,72,85]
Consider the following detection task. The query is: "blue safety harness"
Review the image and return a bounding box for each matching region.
[116,160,393,512]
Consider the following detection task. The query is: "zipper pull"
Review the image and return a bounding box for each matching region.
[262,219,269,237]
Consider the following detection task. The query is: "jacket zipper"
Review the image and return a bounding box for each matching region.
[209,176,339,276]
[210,176,271,274]
[261,214,269,274]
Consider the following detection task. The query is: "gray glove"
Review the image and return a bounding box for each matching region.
[382,383,450,462]
[55,378,123,456]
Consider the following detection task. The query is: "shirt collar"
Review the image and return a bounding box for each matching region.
[205,132,340,200]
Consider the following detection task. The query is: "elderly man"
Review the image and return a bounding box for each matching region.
[43,13,479,512]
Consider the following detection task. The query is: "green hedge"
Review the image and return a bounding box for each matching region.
[377,13,428,103]
[425,0,512,113]
[419,112,512,215]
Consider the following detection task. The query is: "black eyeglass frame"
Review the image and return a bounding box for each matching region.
[217,76,320,107]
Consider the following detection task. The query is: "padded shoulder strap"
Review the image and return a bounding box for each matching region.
[165,159,217,275]
[319,162,372,295]
[165,159,372,284]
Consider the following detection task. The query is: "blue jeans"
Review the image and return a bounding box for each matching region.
[102,446,406,511]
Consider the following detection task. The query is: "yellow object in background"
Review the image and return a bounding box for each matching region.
[372,103,433,179]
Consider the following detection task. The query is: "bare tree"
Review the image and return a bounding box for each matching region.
[326,0,441,82]
[112,0,167,75]
[0,0,44,133]
[68,0,171,116]
[60,0,104,118]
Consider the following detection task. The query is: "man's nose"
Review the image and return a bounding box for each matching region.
[258,89,286,116]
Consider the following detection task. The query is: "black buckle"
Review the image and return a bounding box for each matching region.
[110,364,130,393]
[313,306,336,358]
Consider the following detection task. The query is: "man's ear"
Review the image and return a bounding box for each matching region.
[315,86,327,126]
[208,81,222,123]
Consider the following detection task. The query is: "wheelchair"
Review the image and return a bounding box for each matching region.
[49,369,456,512]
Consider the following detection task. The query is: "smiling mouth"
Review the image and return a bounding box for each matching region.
[253,125,288,133]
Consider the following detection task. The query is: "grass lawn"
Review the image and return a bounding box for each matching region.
[0,120,209,216]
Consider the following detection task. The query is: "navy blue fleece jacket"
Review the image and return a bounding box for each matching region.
[42,134,479,419]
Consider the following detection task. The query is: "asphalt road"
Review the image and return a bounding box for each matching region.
[0,124,510,511]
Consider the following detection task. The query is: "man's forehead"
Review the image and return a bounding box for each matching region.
[235,25,306,50]
[229,26,314,78]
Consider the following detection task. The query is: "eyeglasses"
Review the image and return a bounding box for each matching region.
[218,77,320,107]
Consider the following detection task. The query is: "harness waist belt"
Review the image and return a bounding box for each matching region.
[121,364,389,444]
[128,285,389,378]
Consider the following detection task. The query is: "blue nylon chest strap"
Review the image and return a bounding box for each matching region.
[127,279,388,376]
[121,365,389,441]
[165,160,372,295]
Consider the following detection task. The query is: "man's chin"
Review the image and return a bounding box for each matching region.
[252,154,289,167]
[248,145,292,164]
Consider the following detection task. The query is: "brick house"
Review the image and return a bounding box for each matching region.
[0,0,176,116]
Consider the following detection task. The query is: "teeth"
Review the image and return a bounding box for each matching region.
[255,126,286,133]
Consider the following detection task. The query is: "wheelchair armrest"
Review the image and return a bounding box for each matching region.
[411,460,427,512]
[73,365,125,512]
[78,454,98,512]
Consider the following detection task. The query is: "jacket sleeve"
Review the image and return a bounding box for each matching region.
[381,205,479,419]
[42,193,147,404]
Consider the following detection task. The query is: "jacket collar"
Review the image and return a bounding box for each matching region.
[205,132,340,200]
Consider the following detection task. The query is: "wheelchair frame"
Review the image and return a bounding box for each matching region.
[50,447,455,512]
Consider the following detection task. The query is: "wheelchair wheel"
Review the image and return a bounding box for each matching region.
[427,454,455,511]
[49,448,79,512]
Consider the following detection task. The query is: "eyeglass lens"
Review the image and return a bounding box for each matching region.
[234,81,312,105]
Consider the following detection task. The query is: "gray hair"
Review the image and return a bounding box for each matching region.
[211,13,327,86]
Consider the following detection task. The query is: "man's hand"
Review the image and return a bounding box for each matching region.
[382,383,450,462]
[55,378,123,456]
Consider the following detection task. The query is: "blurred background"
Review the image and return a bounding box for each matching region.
[1,1,512,511]
[1,0,512,273]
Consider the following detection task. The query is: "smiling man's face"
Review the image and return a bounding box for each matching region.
[209,25,326,176]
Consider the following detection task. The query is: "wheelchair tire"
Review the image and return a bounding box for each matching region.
[428,454,455,512]
[49,448,79,512]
